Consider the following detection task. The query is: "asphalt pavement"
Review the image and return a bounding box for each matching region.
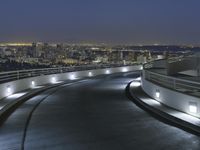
[0,72,200,150]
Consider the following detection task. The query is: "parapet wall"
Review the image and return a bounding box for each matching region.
[0,65,141,100]
[142,75,200,118]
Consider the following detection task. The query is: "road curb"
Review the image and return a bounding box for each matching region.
[126,81,200,136]
[0,82,67,125]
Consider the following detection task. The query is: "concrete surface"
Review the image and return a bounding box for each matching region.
[129,82,200,134]
[0,72,200,150]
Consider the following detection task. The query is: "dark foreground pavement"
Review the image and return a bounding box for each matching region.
[0,72,200,150]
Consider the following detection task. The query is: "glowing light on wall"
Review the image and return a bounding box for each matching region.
[51,77,56,83]
[7,85,12,95]
[189,102,197,113]
[155,90,160,98]
[31,81,35,86]
[135,77,141,81]
[131,81,141,87]
[88,72,93,77]
[106,70,110,74]
[70,74,76,80]
[122,68,128,72]
[7,92,27,99]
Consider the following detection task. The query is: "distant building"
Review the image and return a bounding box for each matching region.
[137,55,147,64]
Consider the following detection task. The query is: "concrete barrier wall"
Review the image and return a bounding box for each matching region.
[0,65,141,100]
[167,58,196,75]
[142,77,200,118]
[152,59,167,68]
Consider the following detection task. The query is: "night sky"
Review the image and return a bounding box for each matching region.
[0,0,200,45]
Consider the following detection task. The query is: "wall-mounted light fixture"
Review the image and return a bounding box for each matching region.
[189,102,197,113]
[51,77,56,83]
[156,89,160,98]
[7,85,12,95]
[106,70,110,74]
[70,74,76,80]
[88,72,93,77]
[31,81,35,86]
[122,68,128,72]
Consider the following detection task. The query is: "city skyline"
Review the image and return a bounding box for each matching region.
[1,0,200,45]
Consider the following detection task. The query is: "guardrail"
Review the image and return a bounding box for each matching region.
[0,64,128,84]
[144,70,200,96]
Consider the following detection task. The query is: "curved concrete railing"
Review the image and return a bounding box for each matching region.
[0,64,131,83]
[142,68,200,118]
[144,70,200,95]
[0,65,142,100]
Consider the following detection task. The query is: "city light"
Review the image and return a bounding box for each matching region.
[189,102,197,113]
[0,43,32,47]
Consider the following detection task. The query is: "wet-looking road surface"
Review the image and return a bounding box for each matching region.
[0,72,200,150]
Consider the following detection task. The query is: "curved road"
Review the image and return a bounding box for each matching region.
[0,72,200,150]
